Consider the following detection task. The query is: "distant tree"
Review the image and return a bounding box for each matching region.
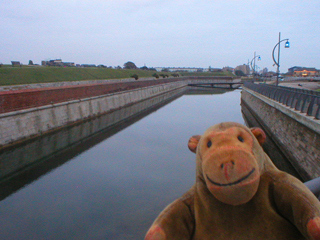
[28,60,34,65]
[149,67,156,71]
[124,61,137,69]
[152,73,159,79]
[116,65,122,69]
[235,70,246,76]
[140,66,148,70]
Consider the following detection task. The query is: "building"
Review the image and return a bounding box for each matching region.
[288,66,303,74]
[42,59,75,67]
[293,69,319,77]
[11,61,21,67]
[234,64,250,75]
[222,66,234,72]
[288,66,319,77]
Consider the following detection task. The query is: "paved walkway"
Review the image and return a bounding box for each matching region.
[280,81,320,91]
[268,80,320,91]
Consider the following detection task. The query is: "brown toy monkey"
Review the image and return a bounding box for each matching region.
[145,122,320,240]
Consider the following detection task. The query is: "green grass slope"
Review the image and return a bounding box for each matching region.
[0,66,235,86]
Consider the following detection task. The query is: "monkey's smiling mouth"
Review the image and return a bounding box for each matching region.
[206,168,255,187]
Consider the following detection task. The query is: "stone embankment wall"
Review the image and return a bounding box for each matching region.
[0,80,186,148]
[241,87,320,181]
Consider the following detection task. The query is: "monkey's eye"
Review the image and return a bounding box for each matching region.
[207,140,212,148]
[238,136,244,142]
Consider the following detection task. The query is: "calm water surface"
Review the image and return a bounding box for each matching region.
[0,90,244,239]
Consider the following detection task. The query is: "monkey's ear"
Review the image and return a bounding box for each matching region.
[188,135,201,153]
[250,127,266,146]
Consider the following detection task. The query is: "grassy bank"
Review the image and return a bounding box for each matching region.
[0,65,234,86]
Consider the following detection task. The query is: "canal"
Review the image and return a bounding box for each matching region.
[0,88,247,239]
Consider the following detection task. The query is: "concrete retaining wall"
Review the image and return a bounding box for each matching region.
[0,81,186,148]
[241,87,320,181]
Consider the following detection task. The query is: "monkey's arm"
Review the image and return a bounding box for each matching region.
[272,172,320,240]
[145,187,195,240]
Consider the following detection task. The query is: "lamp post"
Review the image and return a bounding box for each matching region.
[250,52,261,81]
[272,32,290,86]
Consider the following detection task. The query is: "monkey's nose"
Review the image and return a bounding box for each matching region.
[220,160,235,169]
[220,161,235,181]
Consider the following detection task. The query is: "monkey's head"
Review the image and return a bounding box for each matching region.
[188,122,269,206]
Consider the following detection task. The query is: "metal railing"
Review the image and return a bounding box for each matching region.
[305,177,320,200]
[244,82,320,120]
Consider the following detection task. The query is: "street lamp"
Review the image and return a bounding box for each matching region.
[250,52,261,81]
[272,32,290,86]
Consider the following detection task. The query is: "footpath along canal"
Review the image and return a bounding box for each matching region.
[0,88,280,239]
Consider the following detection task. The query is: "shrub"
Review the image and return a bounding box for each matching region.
[152,73,159,79]
[131,74,139,80]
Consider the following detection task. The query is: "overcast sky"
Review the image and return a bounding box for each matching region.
[1,0,319,72]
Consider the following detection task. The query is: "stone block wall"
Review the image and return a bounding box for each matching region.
[241,88,320,181]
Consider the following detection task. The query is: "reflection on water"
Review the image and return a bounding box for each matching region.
[0,87,186,201]
[0,89,244,239]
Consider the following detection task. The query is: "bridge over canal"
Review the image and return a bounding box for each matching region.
[188,82,242,89]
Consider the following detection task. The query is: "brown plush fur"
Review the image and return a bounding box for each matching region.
[145,122,320,240]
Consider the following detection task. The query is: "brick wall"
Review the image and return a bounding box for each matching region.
[241,88,320,181]
[0,79,181,114]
